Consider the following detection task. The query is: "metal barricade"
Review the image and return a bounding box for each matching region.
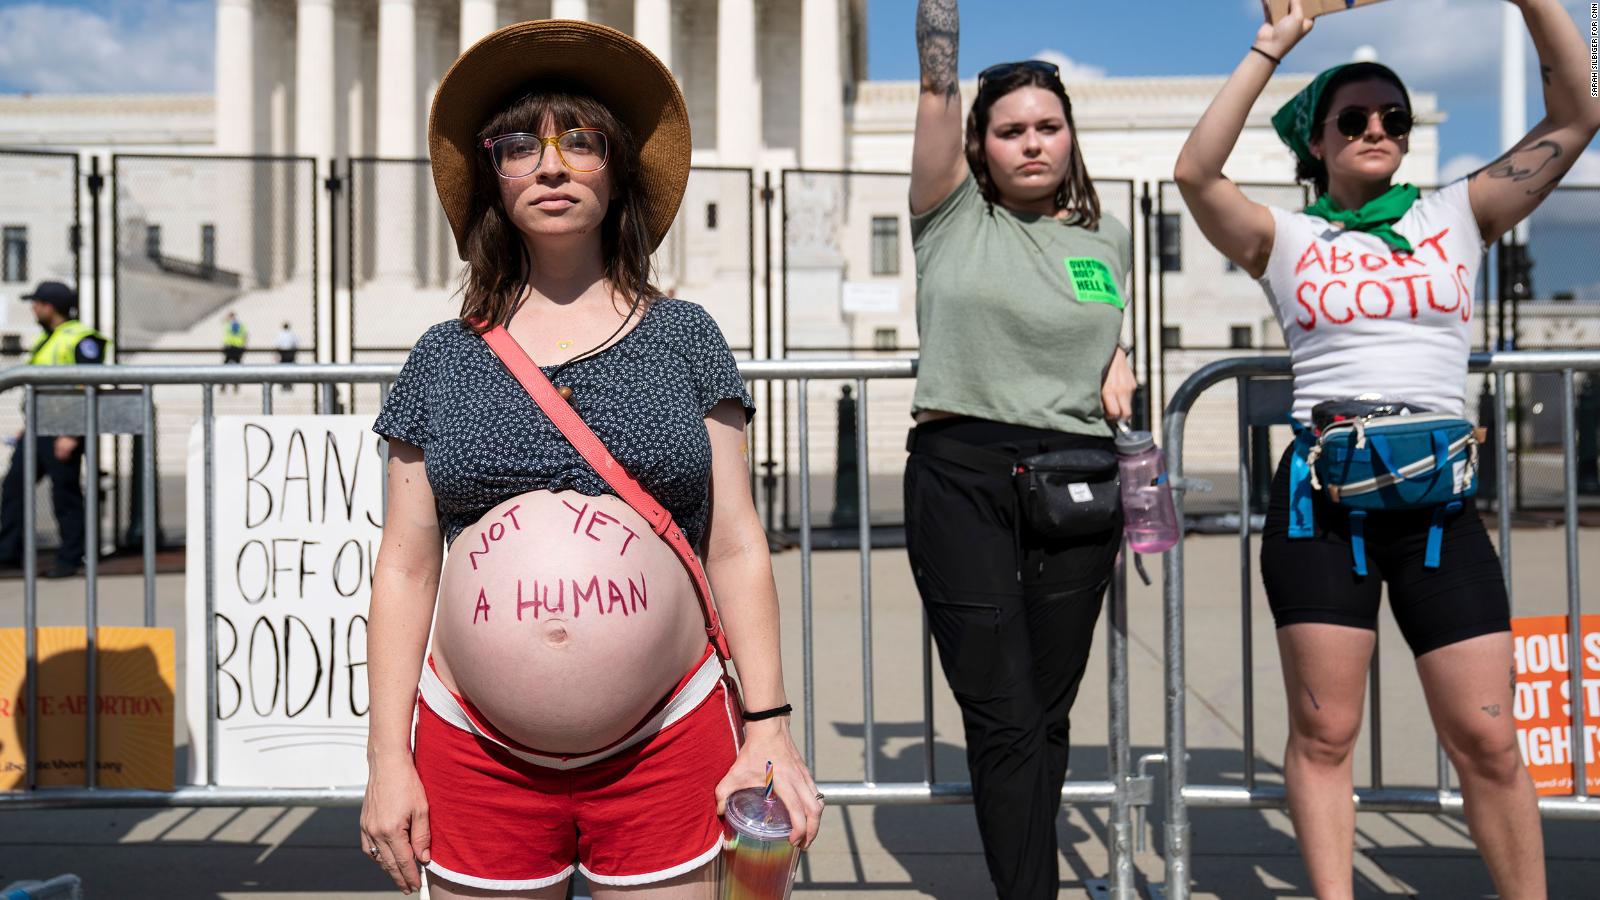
[1157,351,1600,900]
[0,361,1147,898]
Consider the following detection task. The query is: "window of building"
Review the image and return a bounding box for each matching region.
[145,224,162,260]
[200,224,217,271]
[2,226,26,283]
[1230,325,1254,349]
[873,327,899,351]
[705,202,718,230]
[870,216,900,276]
[1158,213,1181,273]
[1162,325,1182,349]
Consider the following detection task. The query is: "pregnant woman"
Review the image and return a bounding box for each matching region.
[359,21,819,898]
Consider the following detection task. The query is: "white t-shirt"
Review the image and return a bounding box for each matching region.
[274,329,299,352]
[1258,179,1484,424]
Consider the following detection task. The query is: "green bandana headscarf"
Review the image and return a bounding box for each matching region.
[1303,183,1420,252]
[1272,62,1419,251]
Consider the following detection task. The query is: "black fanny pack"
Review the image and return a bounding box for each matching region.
[909,430,1121,540]
[1013,447,1121,539]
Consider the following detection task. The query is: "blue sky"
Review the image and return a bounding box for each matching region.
[867,0,1600,183]
[2,0,1596,184]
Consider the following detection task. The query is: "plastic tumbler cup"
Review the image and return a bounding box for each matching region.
[718,787,800,900]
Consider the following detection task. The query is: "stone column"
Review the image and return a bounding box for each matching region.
[800,0,842,168]
[716,0,759,166]
[459,0,497,52]
[215,0,256,153]
[632,0,672,73]
[295,0,336,162]
[375,0,417,282]
[294,0,335,288]
[551,0,588,20]
[415,0,442,286]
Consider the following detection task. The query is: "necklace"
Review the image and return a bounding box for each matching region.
[545,294,644,402]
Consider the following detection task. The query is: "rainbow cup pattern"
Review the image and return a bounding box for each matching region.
[718,787,799,900]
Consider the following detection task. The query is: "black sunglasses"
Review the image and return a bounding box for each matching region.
[977,60,1063,92]
[1329,105,1413,141]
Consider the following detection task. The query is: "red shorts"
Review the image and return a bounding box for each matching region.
[413,646,742,890]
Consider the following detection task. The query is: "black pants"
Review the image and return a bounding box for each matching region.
[0,436,86,568]
[904,418,1121,900]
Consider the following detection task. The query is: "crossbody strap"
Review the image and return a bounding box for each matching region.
[480,325,732,660]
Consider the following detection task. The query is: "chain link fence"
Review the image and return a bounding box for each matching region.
[111,155,317,359]
[0,150,81,351]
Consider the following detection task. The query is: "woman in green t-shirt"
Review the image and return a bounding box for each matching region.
[906,2,1136,897]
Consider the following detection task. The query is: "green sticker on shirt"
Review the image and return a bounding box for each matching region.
[1064,257,1124,309]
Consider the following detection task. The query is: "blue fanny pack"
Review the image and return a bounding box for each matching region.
[1289,413,1479,576]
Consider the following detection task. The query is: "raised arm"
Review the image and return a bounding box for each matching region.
[910,0,967,215]
[1468,0,1600,244]
[1173,1,1313,279]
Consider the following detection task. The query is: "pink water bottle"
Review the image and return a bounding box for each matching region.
[1116,429,1179,554]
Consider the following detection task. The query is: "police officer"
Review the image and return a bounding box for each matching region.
[221,311,247,392]
[0,281,108,578]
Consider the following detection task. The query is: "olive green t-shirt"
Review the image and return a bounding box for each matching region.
[911,174,1132,436]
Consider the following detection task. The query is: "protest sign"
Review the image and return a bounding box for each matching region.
[1264,0,1393,22]
[0,626,175,790]
[184,416,384,786]
[1512,615,1600,795]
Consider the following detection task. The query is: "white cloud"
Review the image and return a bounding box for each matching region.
[0,1,212,94]
[1283,0,1594,89]
[1030,50,1107,83]
[1440,153,1489,184]
[1442,148,1600,187]
[1565,150,1600,186]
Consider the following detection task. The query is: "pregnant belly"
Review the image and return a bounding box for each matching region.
[432,490,707,754]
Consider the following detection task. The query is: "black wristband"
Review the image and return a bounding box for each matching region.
[741,703,793,722]
[1250,46,1281,66]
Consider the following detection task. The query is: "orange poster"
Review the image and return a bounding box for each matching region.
[0,627,175,790]
[1512,615,1600,796]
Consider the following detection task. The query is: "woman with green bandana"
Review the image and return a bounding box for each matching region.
[1174,0,1599,896]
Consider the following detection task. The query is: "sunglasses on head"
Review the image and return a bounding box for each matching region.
[977,59,1063,92]
[1328,105,1413,141]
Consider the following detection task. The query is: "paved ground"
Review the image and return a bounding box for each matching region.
[2,525,1598,898]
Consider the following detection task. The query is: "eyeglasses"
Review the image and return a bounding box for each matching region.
[977,60,1063,92]
[1328,105,1413,141]
[482,128,609,178]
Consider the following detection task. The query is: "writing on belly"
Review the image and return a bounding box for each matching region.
[465,498,650,624]
[1289,227,1472,331]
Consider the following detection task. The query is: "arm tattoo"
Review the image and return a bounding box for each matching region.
[1481,704,1502,718]
[1477,139,1564,196]
[1540,65,1553,87]
[915,0,959,99]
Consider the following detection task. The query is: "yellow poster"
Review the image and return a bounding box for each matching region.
[0,627,176,790]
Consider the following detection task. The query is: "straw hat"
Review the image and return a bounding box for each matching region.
[428,19,691,259]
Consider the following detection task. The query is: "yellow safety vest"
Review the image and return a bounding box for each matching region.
[223,321,248,349]
[29,320,109,367]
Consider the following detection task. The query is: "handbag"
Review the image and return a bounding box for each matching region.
[1289,407,1479,577]
[480,325,732,660]
[908,430,1121,540]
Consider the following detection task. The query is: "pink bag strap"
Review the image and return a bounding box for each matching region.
[480,324,732,660]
